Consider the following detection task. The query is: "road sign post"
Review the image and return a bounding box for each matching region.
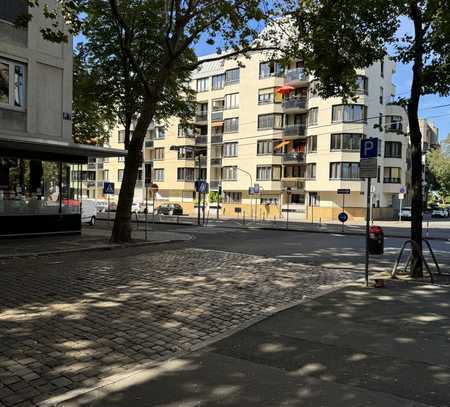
[398,186,406,222]
[286,187,292,229]
[103,182,115,225]
[360,138,378,287]
[150,183,158,224]
[337,189,350,232]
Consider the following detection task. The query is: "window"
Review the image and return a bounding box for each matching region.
[118,169,124,182]
[308,107,318,126]
[256,165,281,181]
[177,168,195,181]
[212,98,224,111]
[225,68,240,85]
[224,117,239,133]
[223,142,238,157]
[118,130,125,143]
[258,88,280,104]
[212,74,225,90]
[284,165,305,178]
[224,192,242,203]
[385,142,402,158]
[383,167,401,183]
[386,115,402,132]
[196,77,209,92]
[224,93,239,109]
[151,147,164,161]
[118,156,125,162]
[153,169,164,182]
[380,86,384,104]
[0,60,25,108]
[103,170,109,180]
[155,127,165,139]
[330,133,363,151]
[257,139,281,155]
[222,166,237,181]
[329,162,360,179]
[257,113,283,130]
[0,1,28,23]
[332,104,367,123]
[355,75,368,95]
[177,147,194,160]
[307,135,317,152]
[306,163,316,179]
[259,61,284,79]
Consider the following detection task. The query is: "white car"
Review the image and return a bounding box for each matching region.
[399,207,412,220]
[95,199,108,213]
[131,202,140,214]
[82,200,97,225]
[432,208,448,218]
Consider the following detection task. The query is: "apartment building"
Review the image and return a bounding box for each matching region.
[89,51,411,221]
[0,1,124,236]
[419,119,440,202]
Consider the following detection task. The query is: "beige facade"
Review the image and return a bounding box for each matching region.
[88,52,411,221]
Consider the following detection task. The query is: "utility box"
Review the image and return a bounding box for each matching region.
[368,225,384,255]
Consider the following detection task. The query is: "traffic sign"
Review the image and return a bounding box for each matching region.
[398,193,404,200]
[337,188,351,195]
[338,212,348,223]
[195,180,208,193]
[360,138,378,159]
[248,187,255,195]
[400,186,407,194]
[103,182,115,195]
[254,184,260,194]
[359,158,377,178]
[150,183,159,193]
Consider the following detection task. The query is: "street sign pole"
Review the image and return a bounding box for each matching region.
[399,197,402,222]
[202,192,206,226]
[108,195,110,225]
[152,191,155,224]
[145,186,148,241]
[197,157,201,226]
[365,177,371,287]
[342,194,345,232]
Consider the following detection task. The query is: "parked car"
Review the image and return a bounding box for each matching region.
[432,208,448,218]
[95,199,108,213]
[82,200,97,225]
[155,203,183,216]
[399,206,412,220]
[106,201,117,212]
[139,202,153,214]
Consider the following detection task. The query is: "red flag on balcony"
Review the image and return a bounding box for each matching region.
[276,85,295,95]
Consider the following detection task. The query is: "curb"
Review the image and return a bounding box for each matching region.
[43,277,360,407]
[0,237,192,260]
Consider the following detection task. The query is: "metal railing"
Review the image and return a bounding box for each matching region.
[282,98,307,110]
[195,112,208,122]
[210,158,222,166]
[195,136,208,145]
[195,156,207,167]
[285,68,307,82]
[284,124,306,137]
[211,135,223,144]
[283,152,305,163]
[210,180,221,190]
[211,111,223,122]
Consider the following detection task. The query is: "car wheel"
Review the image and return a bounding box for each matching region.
[89,216,96,226]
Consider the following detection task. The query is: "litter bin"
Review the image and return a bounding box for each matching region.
[368,225,384,255]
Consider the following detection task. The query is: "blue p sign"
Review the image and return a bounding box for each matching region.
[360,138,378,159]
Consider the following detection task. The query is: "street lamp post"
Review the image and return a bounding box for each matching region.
[237,167,253,220]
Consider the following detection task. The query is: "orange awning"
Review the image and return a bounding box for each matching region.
[277,85,295,95]
[274,140,291,149]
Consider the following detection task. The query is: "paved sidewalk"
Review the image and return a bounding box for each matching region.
[0,227,191,259]
[0,249,356,406]
[69,280,450,407]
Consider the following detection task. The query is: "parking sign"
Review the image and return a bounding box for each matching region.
[360,138,378,159]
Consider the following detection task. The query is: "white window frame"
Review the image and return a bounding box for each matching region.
[224,93,239,109]
[223,142,238,157]
[153,168,164,182]
[0,58,26,110]
[196,77,209,92]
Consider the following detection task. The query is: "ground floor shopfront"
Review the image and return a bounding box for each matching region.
[0,136,126,237]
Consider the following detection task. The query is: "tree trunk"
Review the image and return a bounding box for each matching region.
[408,0,424,278]
[110,98,155,243]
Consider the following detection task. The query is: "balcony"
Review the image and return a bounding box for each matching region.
[211,111,223,122]
[144,140,154,148]
[97,163,104,170]
[283,124,306,138]
[281,179,305,190]
[283,152,305,164]
[211,134,223,144]
[195,112,208,123]
[285,68,308,84]
[210,158,222,167]
[282,98,307,111]
[195,157,207,167]
[386,122,403,133]
[195,135,208,145]
[210,180,221,190]
[87,163,96,170]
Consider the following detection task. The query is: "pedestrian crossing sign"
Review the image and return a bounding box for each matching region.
[103,182,115,195]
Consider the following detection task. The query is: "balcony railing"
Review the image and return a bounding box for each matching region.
[87,163,96,170]
[210,180,221,190]
[282,98,307,110]
[97,163,104,170]
[283,152,305,163]
[285,68,307,83]
[282,179,305,189]
[211,134,223,144]
[386,122,403,132]
[195,135,208,145]
[144,140,154,148]
[210,158,222,167]
[195,157,207,167]
[195,112,208,122]
[211,111,223,122]
[284,124,306,137]
[383,177,401,184]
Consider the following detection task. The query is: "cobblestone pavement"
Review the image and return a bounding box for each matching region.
[0,249,358,406]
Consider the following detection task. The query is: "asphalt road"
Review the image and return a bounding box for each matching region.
[93,221,450,275]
